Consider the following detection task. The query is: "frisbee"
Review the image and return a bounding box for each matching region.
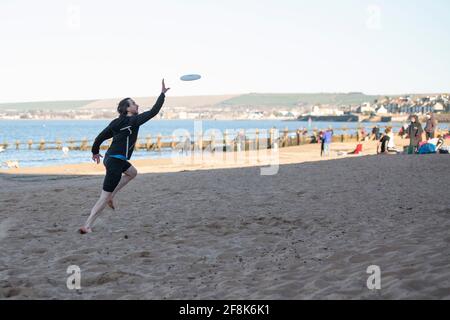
[180,74,201,81]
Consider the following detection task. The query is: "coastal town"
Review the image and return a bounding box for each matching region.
[0,93,449,122]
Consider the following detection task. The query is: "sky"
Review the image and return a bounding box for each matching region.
[0,0,449,103]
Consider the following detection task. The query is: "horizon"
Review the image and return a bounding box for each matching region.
[1,91,449,106]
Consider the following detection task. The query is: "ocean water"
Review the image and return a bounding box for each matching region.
[0,119,446,168]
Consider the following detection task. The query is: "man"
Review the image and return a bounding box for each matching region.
[79,79,170,234]
[371,126,380,141]
[322,128,333,157]
[424,112,437,140]
[319,130,325,156]
[406,114,424,154]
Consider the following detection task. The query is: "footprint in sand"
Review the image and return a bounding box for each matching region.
[0,287,23,299]
[118,251,152,262]
[84,271,142,286]
[0,279,34,299]
[45,228,68,234]
[0,218,15,241]
[55,254,89,265]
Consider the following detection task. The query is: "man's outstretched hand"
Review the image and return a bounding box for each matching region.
[162,79,170,94]
[92,154,103,164]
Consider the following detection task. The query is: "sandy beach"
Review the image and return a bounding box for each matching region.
[1,140,449,299]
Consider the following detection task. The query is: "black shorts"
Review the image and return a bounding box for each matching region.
[102,156,132,192]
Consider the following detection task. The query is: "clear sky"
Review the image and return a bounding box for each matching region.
[1,0,449,102]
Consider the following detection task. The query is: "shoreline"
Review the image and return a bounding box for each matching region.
[2,117,450,123]
[0,139,410,176]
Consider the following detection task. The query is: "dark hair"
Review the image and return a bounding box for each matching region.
[117,98,131,116]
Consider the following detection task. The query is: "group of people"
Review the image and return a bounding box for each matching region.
[377,113,447,155]
[315,113,447,157]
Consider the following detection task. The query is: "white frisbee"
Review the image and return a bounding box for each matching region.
[180,74,201,81]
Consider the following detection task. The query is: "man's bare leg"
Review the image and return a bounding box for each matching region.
[80,190,112,233]
[108,166,138,210]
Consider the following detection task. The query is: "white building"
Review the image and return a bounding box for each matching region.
[376,105,388,115]
[310,105,344,116]
[433,103,445,113]
[248,111,264,120]
[357,103,375,114]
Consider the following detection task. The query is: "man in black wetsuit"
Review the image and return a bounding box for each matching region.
[79,79,170,234]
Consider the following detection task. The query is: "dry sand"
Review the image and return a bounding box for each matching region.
[0,140,449,299]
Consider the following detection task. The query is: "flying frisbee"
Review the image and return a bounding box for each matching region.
[180,74,201,81]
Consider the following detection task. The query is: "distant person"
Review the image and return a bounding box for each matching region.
[406,115,424,154]
[236,130,245,152]
[428,135,444,150]
[377,128,399,154]
[398,125,405,138]
[311,130,319,144]
[319,130,325,156]
[328,126,334,136]
[371,126,380,140]
[424,113,437,140]
[360,127,367,141]
[377,132,389,154]
[182,136,191,155]
[385,127,400,153]
[79,79,170,234]
[322,129,333,156]
[399,123,409,139]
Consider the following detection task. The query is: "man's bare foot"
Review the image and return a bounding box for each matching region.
[79,227,92,234]
[107,199,115,210]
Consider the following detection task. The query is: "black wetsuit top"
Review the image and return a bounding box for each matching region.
[380,135,390,153]
[91,93,165,160]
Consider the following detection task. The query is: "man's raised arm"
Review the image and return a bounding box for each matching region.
[133,79,170,127]
[134,93,166,126]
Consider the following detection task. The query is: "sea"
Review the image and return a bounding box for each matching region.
[0,119,448,168]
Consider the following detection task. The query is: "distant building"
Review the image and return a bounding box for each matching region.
[310,105,344,116]
[248,111,264,120]
[357,103,375,114]
[386,103,399,113]
[376,105,388,115]
[179,111,188,119]
[433,103,445,113]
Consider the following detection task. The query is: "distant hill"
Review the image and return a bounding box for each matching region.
[1,93,423,112]
[0,100,95,111]
[220,93,383,107]
[81,95,239,110]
